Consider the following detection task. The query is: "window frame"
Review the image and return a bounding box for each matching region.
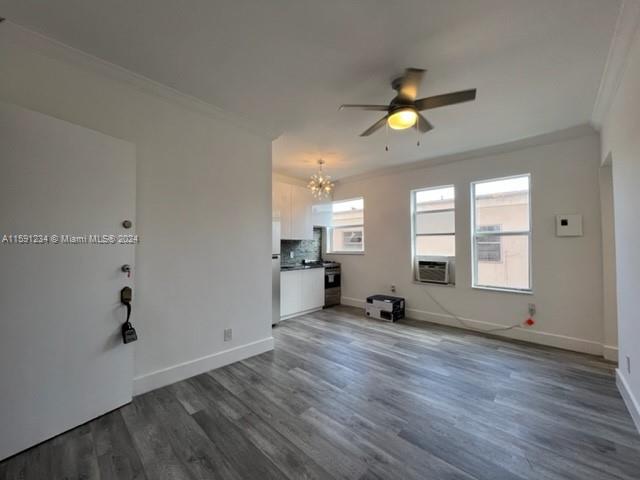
[471,174,532,294]
[327,197,365,254]
[411,185,456,278]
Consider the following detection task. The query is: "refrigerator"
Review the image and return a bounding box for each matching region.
[272,214,281,325]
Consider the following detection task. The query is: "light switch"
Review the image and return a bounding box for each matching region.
[556,214,583,237]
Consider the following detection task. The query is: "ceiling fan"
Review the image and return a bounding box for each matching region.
[340,68,476,137]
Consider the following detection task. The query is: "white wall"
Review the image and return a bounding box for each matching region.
[273,172,308,187]
[0,24,274,394]
[599,163,618,361]
[327,133,607,355]
[601,20,640,430]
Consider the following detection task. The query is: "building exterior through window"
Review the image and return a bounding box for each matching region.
[472,175,531,291]
[329,197,364,253]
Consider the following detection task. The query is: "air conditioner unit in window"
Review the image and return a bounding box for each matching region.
[415,256,452,284]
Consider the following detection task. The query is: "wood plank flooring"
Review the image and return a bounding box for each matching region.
[1,305,639,479]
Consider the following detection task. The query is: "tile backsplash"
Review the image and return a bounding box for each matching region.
[281,227,322,266]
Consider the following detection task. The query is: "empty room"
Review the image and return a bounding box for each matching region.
[1,1,640,479]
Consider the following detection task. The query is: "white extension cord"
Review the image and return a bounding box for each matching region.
[423,286,522,334]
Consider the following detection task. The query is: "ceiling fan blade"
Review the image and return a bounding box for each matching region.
[339,104,389,111]
[396,68,426,101]
[360,116,389,137]
[417,113,434,133]
[414,89,477,111]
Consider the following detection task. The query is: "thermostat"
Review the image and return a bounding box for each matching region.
[556,214,583,237]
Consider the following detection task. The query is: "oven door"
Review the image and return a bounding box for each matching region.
[325,269,341,289]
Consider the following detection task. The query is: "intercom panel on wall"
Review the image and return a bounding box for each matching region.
[556,214,583,237]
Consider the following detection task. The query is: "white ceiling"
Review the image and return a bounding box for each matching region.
[0,0,620,179]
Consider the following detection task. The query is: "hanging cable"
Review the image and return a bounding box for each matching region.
[423,286,521,333]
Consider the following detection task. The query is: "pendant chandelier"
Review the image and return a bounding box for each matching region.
[307,159,334,199]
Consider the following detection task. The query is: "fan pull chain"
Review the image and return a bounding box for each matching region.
[416,121,420,147]
[385,121,389,151]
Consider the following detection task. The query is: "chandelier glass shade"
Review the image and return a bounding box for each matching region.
[307,160,334,199]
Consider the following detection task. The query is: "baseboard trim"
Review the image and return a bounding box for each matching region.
[603,345,619,362]
[340,297,367,308]
[133,337,274,395]
[617,369,640,434]
[341,296,606,357]
[280,307,323,321]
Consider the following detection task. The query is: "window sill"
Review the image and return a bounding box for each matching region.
[412,281,455,288]
[327,251,365,255]
[472,285,533,295]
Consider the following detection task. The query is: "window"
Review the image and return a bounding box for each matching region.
[412,185,455,258]
[328,197,364,253]
[476,225,501,262]
[472,175,531,292]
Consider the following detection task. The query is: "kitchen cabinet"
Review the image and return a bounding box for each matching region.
[280,268,324,319]
[301,267,325,312]
[312,201,332,228]
[273,181,313,240]
[273,181,292,239]
[280,270,302,317]
[291,185,313,239]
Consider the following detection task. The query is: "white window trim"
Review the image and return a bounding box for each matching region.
[470,173,532,293]
[410,185,456,284]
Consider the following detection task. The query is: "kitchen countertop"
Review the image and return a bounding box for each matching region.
[280,264,325,271]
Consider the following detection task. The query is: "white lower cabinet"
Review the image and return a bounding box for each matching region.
[281,270,302,317]
[281,268,324,319]
[301,267,325,312]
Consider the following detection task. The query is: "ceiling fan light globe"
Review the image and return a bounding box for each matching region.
[388,109,418,130]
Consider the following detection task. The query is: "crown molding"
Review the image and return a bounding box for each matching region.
[0,20,280,140]
[272,172,308,187]
[591,0,640,130]
[337,124,597,185]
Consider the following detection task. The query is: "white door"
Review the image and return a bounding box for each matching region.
[0,103,136,460]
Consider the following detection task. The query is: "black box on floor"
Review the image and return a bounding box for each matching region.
[365,295,405,322]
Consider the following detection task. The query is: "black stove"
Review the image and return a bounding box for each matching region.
[323,262,341,307]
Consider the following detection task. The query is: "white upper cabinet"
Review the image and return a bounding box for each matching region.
[273,181,292,239]
[291,184,313,240]
[273,181,313,240]
[312,201,332,228]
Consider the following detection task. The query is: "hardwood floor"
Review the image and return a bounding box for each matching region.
[1,305,639,479]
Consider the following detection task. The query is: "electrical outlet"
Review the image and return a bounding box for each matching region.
[627,356,631,375]
[390,284,396,293]
[528,303,536,316]
[224,328,232,342]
